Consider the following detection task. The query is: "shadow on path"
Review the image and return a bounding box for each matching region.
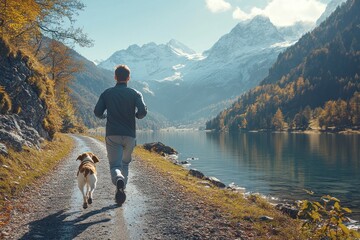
[20,205,117,239]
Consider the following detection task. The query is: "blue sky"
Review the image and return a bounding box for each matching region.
[74,0,331,62]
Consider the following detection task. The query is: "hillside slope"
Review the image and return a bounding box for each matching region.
[0,38,59,151]
[206,0,360,131]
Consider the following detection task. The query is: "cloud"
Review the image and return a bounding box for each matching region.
[233,0,326,26]
[233,7,262,21]
[205,0,232,13]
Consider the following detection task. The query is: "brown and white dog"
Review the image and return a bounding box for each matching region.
[76,152,99,209]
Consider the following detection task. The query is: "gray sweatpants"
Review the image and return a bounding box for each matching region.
[105,135,136,187]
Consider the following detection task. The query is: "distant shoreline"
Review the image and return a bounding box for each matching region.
[205,128,360,135]
[88,126,360,135]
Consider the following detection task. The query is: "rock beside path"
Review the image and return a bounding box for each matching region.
[143,142,178,156]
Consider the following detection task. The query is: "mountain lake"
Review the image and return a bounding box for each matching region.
[136,130,360,221]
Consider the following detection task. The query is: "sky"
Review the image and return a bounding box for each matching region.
[73,0,331,62]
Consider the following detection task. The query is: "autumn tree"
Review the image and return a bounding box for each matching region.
[0,0,92,49]
[272,108,286,130]
[1,0,91,133]
[57,89,84,133]
[241,117,248,129]
[319,100,349,129]
[38,39,82,87]
[0,0,41,44]
[35,39,84,132]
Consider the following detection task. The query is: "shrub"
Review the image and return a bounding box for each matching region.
[298,194,360,239]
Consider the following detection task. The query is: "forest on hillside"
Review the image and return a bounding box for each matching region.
[0,0,92,135]
[206,0,360,132]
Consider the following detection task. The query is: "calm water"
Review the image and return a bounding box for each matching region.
[137,130,360,219]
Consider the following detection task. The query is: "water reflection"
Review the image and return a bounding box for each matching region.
[137,130,360,219]
[206,131,360,217]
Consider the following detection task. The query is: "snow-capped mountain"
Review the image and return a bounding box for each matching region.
[163,16,293,120]
[98,39,201,82]
[316,0,347,25]
[204,16,285,59]
[175,15,294,98]
[97,16,313,122]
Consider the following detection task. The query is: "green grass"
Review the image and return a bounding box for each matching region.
[0,133,74,227]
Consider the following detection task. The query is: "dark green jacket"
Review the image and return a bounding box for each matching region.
[94,82,147,137]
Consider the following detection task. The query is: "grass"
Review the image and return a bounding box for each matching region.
[133,146,306,239]
[0,133,74,227]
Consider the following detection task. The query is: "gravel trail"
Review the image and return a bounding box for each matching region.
[1,135,245,240]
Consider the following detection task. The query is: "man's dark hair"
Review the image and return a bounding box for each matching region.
[115,65,130,82]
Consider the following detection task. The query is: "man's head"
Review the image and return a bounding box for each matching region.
[114,64,130,82]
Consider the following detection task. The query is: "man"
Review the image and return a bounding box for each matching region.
[94,64,147,206]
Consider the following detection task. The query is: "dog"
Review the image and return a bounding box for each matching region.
[76,152,99,209]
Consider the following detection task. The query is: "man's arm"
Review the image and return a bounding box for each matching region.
[94,94,107,119]
[135,92,147,119]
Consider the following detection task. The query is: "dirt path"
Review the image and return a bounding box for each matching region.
[3,135,147,239]
[2,135,245,240]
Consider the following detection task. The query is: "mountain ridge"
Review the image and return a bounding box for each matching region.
[75,0,348,126]
[206,0,360,131]
[96,15,309,123]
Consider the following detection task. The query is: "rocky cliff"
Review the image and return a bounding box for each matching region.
[0,38,55,153]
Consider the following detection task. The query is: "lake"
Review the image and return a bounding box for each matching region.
[136,130,360,220]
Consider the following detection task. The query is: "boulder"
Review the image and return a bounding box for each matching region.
[206,176,226,188]
[189,169,205,179]
[179,161,189,165]
[143,142,178,156]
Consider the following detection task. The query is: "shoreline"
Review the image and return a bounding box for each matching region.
[136,144,360,238]
[205,128,360,135]
[141,141,360,225]
[91,127,360,135]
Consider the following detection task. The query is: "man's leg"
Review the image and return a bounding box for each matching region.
[121,136,136,185]
[105,135,135,206]
[105,136,125,186]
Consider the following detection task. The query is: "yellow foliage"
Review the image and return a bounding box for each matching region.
[0,0,42,44]
[298,194,360,239]
[0,86,12,114]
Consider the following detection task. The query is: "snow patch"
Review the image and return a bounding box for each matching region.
[162,72,182,82]
[142,83,155,96]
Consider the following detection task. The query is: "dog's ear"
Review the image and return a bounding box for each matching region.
[92,154,100,163]
[76,153,85,161]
